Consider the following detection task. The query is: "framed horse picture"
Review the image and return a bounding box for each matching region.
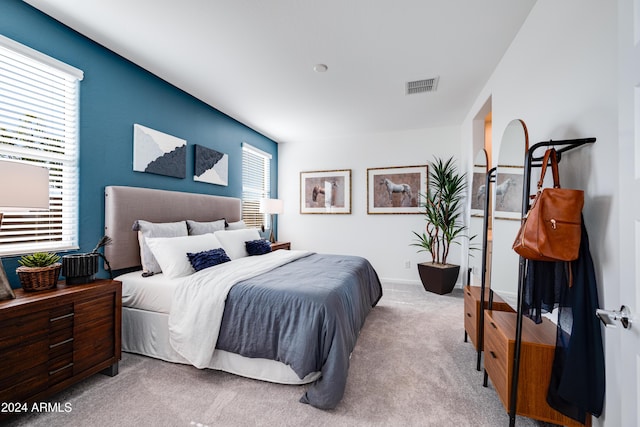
[471,148,489,217]
[300,169,352,214]
[367,165,427,214]
[494,167,524,220]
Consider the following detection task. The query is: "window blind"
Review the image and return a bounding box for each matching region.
[241,142,271,229]
[0,36,83,256]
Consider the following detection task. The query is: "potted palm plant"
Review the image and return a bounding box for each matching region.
[411,156,469,294]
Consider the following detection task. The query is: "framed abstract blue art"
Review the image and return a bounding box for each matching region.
[193,144,229,186]
[133,124,186,179]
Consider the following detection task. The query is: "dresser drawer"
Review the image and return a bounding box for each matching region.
[74,319,115,374]
[0,339,49,383]
[48,330,74,359]
[48,353,75,386]
[484,313,509,374]
[483,311,509,406]
[49,304,74,331]
[75,294,114,324]
[73,293,116,375]
[0,311,49,351]
[463,286,515,352]
[0,365,48,402]
[463,290,478,348]
[48,303,74,353]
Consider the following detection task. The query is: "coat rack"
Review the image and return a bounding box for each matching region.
[508,137,596,427]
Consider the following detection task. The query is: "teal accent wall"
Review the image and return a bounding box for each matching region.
[1,0,278,287]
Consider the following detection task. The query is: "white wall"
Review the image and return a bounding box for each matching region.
[462,1,618,425]
[279,1,621,423]
[615,1,638,426]
[278,125,462,284]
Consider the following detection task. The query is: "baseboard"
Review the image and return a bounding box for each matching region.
[380,277,465,289]
[379,277,422,287]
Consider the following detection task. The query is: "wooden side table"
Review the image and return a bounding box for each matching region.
[270,241,291,251]
[464,285,514,350]
[483,310,590,426]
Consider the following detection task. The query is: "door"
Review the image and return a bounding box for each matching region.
[617,1,640,425]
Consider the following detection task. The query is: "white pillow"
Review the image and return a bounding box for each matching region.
[133,220,188,274]
[186,219,226,235]
[226,220,246,230]
[146,233,223,278]
[214,228,261,260]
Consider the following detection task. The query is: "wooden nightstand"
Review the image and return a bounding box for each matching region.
[483,310,589,426]
[464,285,514,350]
[270,241,291,251]
[0,279,121,419]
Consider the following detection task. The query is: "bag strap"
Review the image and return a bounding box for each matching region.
[537,148,561,190]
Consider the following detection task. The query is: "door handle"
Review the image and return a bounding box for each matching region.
[596,305,632,329]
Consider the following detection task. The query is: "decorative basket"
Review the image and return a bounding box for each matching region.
[16,263,62,292]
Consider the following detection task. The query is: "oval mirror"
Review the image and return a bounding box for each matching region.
[490,119,528,307]
[469,149,489,286]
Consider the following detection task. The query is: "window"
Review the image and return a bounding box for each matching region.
[0,36,83,256]
[241,142,272,229]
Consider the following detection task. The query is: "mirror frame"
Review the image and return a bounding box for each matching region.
[490,119,529,307]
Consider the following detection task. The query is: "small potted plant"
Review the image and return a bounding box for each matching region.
[16,252,62,291]
[411,156,470,294]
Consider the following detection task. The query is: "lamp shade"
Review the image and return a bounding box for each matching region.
[0,160,49,211]
[259,198,284,215]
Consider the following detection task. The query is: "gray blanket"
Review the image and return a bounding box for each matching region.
[215,253,383,409]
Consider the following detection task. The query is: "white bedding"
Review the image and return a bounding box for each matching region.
[120,270,182,313]
[169,249,311,368]
[117,250,320,385]
[122,307,320,384]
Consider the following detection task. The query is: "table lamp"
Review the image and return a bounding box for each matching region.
[259,198,284,243]
[0,160,50,299]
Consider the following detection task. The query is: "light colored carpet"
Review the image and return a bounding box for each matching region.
[5,283,548,427]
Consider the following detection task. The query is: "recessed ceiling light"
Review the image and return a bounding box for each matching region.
[313,64,328,73]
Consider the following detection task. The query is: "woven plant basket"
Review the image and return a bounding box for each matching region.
[16,263,62,292]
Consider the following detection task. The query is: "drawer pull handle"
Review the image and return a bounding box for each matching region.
[466,313,472,317]
[49,338,74,349]
[49,362,74,376]
[489,351,497,359]
[50,313,74,322]
[490,322,497,329]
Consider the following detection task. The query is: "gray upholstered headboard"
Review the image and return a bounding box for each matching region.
[104,186,242,271]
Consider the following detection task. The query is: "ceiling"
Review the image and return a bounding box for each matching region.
[24,0,536,144]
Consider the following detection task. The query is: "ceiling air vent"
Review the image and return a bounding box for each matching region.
[406,77,439,95]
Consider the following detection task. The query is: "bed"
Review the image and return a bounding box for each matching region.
[104,185,383,409]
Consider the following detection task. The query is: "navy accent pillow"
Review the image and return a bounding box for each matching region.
[187,248,231,271]
[245,239,272,256]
